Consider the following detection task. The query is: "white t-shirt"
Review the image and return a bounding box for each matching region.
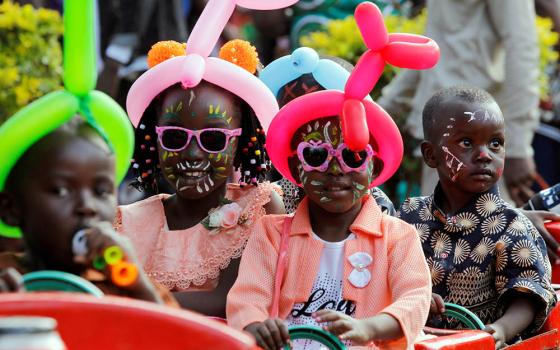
[285,233,356,350]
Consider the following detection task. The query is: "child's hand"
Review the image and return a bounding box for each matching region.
[73,222,162,303]
[484,324,507,349]
[74,221,139,268]
[244,319,290,350]
[429,293,446,317]
[314,309,373,345]
[0,268,23,292]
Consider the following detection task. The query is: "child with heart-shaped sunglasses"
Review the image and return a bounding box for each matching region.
[227,2,440,349]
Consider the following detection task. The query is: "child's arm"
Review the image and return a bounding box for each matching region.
[373,218,432,347]
[519,209,560,264]
[484,293,538,349]
[172,257,240,317]
[315,310,402,345]
[226,216,283,329]
[0,268,23,292]
[489,216,557,343]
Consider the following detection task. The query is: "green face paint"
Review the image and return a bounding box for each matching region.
[162,151,178,161]
[353,182,365,191]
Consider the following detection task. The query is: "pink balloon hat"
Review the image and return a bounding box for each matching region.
[125,0,298,131]
[265,1,440,188]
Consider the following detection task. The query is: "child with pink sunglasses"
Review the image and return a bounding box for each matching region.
[115,0,294,317]
[227,2,439,349]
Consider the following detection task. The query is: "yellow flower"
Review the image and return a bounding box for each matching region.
[0,0,62,122]
[0,67,19,87]
[14,84,31,106]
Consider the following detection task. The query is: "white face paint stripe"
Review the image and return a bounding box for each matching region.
[464,109,499,123]
[442,146,464,182]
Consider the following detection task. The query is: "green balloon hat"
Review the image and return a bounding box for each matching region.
[0,0,135,238]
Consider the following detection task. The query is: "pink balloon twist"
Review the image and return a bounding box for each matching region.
[342,2,439,151]
[186,0,298,58]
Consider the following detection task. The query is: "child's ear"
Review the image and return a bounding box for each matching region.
[0,192,21,227]
[288,155,302,184]
[421,141,438,169]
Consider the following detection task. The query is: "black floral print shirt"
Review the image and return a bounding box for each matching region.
[398,184,556,334]
[276,178,396,216]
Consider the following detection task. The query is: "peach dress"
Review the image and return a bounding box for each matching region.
[116,182,279,291]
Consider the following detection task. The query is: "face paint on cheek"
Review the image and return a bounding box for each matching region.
[163,166,176,180]
[441,146,465,182]
[297,164,309,185]
[162,151,179,162]
[353,182,365,191]
[496,167,504,178]
[351,181,367,203]
[368,160,374,179]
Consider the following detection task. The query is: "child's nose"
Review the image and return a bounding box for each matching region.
[75,190,98,218]
[183,137,206,161]
[327,157,344,176]
[474,147,492,163]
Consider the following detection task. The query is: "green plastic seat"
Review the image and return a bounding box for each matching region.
[285,326,346,350]
[23,270,104,297]
[443,302,485,330]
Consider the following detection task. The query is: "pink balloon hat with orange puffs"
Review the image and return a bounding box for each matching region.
[126,0,297,132]
[266,1,440,189]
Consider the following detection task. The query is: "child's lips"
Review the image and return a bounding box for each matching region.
[470,168,494,180]
[324,182,352,193]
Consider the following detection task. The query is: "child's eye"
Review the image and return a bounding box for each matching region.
[489,139,503,150]
[52,186,69,197]
[458,139,472,148]
[95,185,113,197]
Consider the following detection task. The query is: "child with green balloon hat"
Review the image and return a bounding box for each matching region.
[0,0,173,305]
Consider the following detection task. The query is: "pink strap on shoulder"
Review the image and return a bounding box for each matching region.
[270,216,293,318]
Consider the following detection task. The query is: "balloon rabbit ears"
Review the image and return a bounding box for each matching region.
[0,1,134,238]
[265,1,440,189]
[126,0,298,132]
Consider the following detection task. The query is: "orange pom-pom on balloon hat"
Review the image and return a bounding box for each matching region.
[147,41,187,68]
[219,39,259,74]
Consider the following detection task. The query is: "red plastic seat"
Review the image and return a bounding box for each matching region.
[0,293,257,350]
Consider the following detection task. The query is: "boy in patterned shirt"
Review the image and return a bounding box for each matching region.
[398,87,556,348]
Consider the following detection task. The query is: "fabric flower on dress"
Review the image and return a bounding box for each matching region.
[207,202,243,231]
[348,252,373,288]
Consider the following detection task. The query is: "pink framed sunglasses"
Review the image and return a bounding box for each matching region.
[155,126,242,153]
[296,140,375,173]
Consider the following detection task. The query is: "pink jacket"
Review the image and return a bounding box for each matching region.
[227,196,431,349]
